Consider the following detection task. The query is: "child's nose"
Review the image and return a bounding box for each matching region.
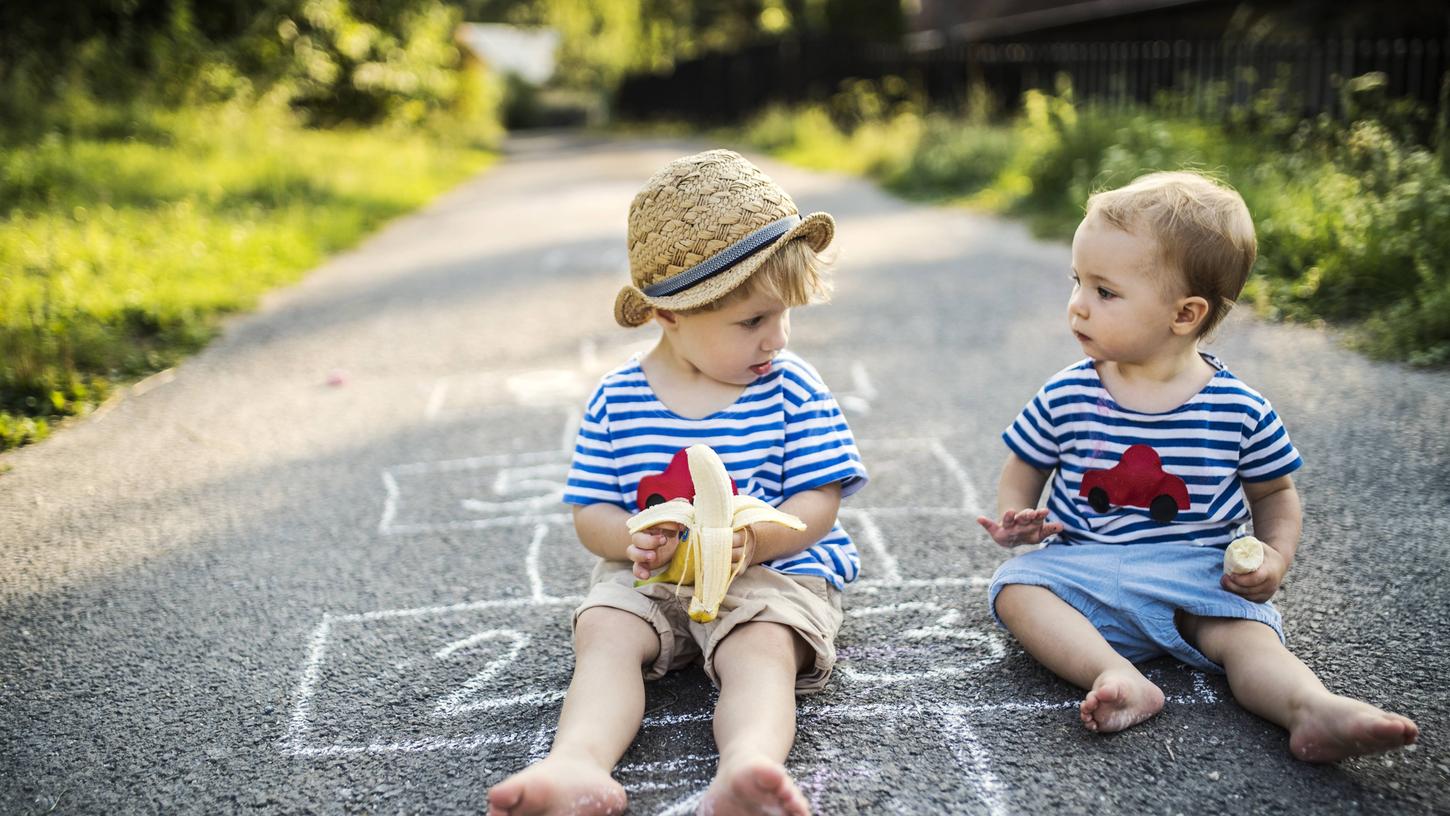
[1068,289,1089,317]
[766,321,788,351]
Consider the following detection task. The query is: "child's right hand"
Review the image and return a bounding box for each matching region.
[628,524,682,580]
[976,508,1064,548]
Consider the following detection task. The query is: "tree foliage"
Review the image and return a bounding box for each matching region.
[0,0,498,135]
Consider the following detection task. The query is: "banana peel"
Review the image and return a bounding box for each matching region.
[626,444,805,622]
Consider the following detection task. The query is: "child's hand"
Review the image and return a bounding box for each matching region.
[1221,544,1286,603]
[732,526,757,568]
[628,524,682,580]
[976,508,1064,548]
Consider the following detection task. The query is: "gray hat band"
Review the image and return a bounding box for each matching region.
[642,215,800,298]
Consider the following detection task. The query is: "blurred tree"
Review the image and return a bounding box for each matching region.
[0,0,494,132]
[453,0,903,90]
[0,0,903,123]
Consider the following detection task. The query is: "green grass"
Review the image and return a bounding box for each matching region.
[0,104,494,449]
[733,84,1450,367]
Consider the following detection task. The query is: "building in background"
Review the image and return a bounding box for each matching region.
[457,23,559,85]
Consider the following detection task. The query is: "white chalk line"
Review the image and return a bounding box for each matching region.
[282,623,1222,756]
[311,428,1218,813]
[281,614,333,754]
[855,576,993,591]
[484,690,1226,813]
[928,437,984,514]
[380,438,987,535]
[838,599,1007,683]
[334,594,579,624]
[284,731,528,757]
[381,512,571,536]
[525,522,549,602]
[840,508,900,584]
[381,447,571,534]
[378,471,400,535]
[434,631,557,718]
[420,366,590,420]
[943,712,1012,816]
[460,495,565,514]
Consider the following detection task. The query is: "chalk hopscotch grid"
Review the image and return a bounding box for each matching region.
[284,354,1222,814]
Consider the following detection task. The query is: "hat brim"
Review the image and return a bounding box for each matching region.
[614,212,834,328]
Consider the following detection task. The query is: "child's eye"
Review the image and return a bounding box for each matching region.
[1097,287,1116,300]
[740,316,763,328]
[1070,274,1080,287]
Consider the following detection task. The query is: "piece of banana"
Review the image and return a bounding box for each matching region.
[626,444,806,622]
[1224,535,1266,574]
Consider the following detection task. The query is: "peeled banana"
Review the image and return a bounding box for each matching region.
[626,444,806,622]
[1224,535,1266,575]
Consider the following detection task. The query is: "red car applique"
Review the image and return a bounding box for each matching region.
[1078,443,1190,523]
[636,447,739,510]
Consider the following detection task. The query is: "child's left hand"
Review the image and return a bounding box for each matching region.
[1220,544,1286,602]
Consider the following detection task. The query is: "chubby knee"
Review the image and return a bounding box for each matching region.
[994,583,1054,621]
[714,621,808,676]
[1176,612,1278,661]
[574,606,659,664]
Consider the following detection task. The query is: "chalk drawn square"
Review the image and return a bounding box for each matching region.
[416,519,599,601]
[530,521,604,601]
[793,705,1012,815]
[832,585,1007,695]
[849,438,981,512]
[381,449,571,535]
[286,600,573,757]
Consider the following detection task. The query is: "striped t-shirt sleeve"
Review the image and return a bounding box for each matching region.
[781,370,868,499]
[562,384,628,508]
[1239,402,1303,482]
[1003,385,1060,470]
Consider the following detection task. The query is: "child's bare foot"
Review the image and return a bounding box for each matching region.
[487,754,627,816]
[698,757,810,816]
[1080,667,1165,733]
[1288,694,1419,763]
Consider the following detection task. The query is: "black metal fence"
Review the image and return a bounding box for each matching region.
[616,37,1450,124]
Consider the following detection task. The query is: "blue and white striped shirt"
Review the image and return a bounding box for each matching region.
[564,351,869,589]
[1003,356,1302,549]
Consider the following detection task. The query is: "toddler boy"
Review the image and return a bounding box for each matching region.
[488,150,868,815]
[977,171,1418,761]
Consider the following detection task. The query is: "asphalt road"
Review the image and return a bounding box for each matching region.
[2,133,1447,814]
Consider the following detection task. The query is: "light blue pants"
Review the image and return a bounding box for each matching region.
[989,542,1284,674]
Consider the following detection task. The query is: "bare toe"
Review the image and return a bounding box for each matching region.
[1290,696,1419,763]
[1080,669,1163,734]
[700,758,810,816]
[488,755,626,816]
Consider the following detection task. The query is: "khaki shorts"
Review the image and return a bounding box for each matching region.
[573,559,844,693]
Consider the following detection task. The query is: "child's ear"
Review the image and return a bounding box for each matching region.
[1171,296,1210,336]
[654,309,678,329]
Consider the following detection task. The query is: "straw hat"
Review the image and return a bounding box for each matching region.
[615,149,834,328]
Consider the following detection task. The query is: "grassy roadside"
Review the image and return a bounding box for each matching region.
[732,77,1450,368]
[0,103,494,450]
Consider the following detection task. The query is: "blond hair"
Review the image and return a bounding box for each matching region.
[1085,171,1256,338]
[680,238,833,316]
